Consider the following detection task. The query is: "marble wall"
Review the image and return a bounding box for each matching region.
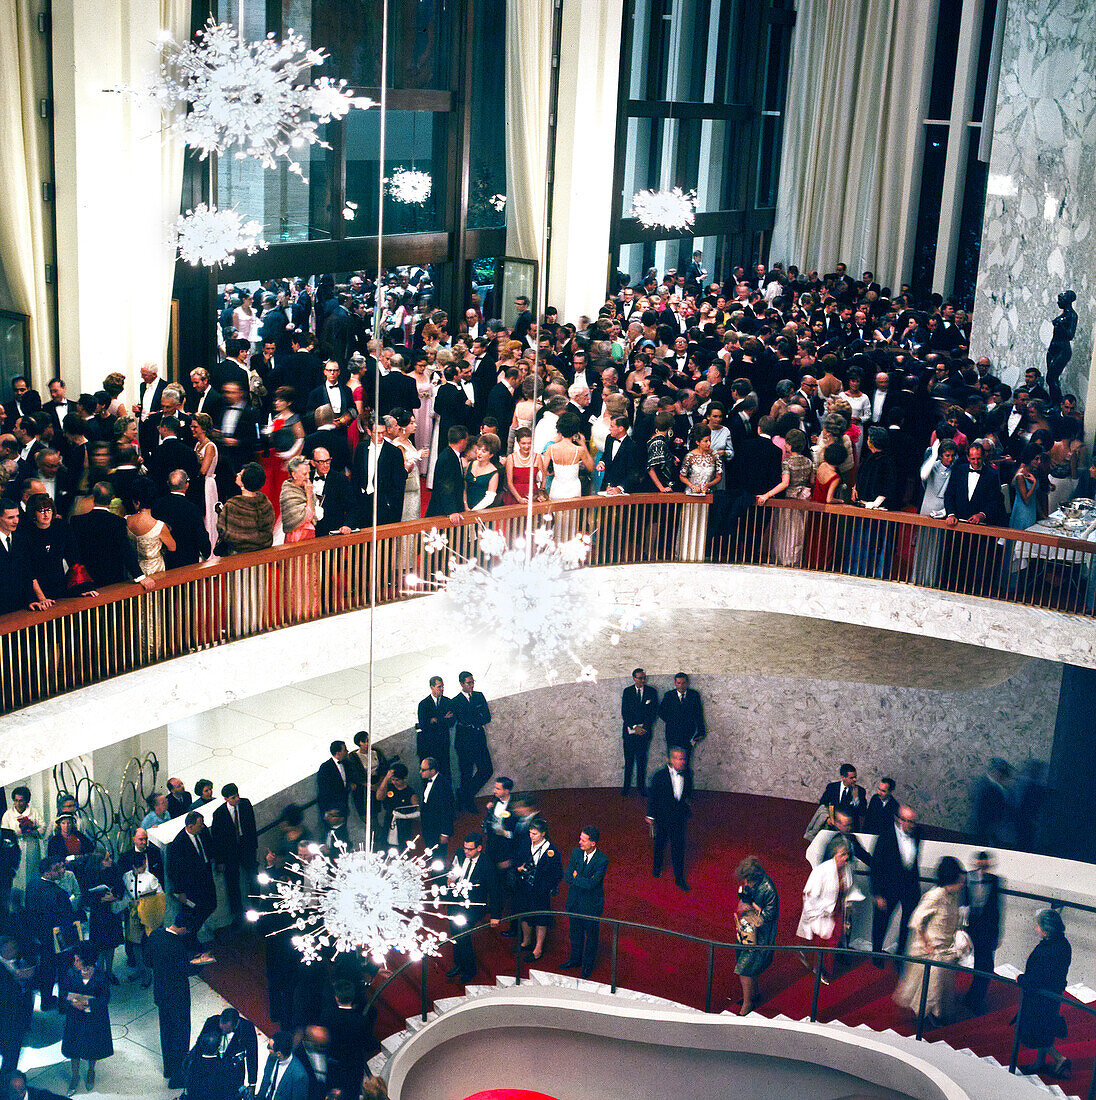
[482,662,1061,833]
[970,0,1096,400]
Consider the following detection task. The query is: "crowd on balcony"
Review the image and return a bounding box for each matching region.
[0,258,1092,621]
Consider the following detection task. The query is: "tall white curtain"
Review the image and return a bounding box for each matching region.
[769,0,931,289]
[0,0,54,382]
[504,0,553,264]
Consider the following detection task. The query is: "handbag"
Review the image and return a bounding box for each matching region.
[66,562,92,590]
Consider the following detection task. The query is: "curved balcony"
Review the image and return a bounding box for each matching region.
[3,493,1095,718]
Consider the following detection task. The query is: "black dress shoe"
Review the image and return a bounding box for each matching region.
[445,966,461,980]
[580,971,594,980]
[676,879,690,892]
[560,959,580,969]
[499,928,517,937]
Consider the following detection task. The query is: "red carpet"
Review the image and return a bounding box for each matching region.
[201,789,1093,1097]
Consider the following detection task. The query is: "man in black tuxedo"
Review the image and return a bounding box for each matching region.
[818,764,867,832]
[942,442,1006,595]
[70,482,155,590]
[512,295,533,342]
[210,339,251,393]
[864,777,899,833]
[351,422,406,526]
[147,917,210,1087]
[377,357,421,418]
[0,501,29,613]
[310,446,355,535]
[870,804,922,965]
[303,406,352,475]
[217,381,260,478]
[210,783,257,926]
[153,471,211,567]
[445,832,498,983]
[186,368,226,421]
[268,332,322,413]
[6,376,42,430]
[451,671,493,813]
[44,378,71,438]
[562,826,608,979]
[960,851,1001,1013]
[487,367,520,432]
[725,418,782,553]
[646,747,693,891]
[317,741,353,818]
[621,667,658,795]
[306,360,354,428]
[657,672,706,757]
[418,756,454,853]
[168,811,217,940]
[600,417,642,494]
[417,675,454,783]
[148,415,202,502]
[425,426,469,520]
[196,1007,259,1095]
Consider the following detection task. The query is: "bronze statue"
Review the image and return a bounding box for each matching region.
[1046,289,1077,404]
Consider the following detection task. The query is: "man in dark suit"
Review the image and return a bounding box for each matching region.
[657,672,706,756]
[512,296,533,342]
[450,671,493,814]
[210,783,257,926]
[303,406,352,475]
[646,748,693,891]
[870,804,922,965]
[417,675,454,784]
[256,1030,309,1100]
[148,416,202,502]
[316,741,353,818]
[942,442,1006,595]
[117,826,165,885]
[818,764,868,832]
[6,376,42,430]
[153,471,211,567]
[445,832,498,983]
[562,825,608,979]
[377,359,421,418]
[24,859,77,1010]
[621,667,658,795]
[166,777,193,819]
[486,368,520,432]
[268,332,322,413]
[168,811,217,940]
[600,418,642,494]
[147,918,212,1086]
[306,361,355,429]
[864,777,900,833]
[197,1007,259,1094]
[725,419,783,552]
[70,483,155,590]
[0,501,29,613]
[186,368,226,421]
[961,851,1001,1013]
[418,756,454,853]
[424,427,469,520]
[309,446,355,535]
[350,422,406,527]
[210,339,251,393]
[320,979,379,1095]
[217,381,261,476]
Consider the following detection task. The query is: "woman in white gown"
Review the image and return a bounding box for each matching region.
[544,411,593,500]
[192,414,220,548]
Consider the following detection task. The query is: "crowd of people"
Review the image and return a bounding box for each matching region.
[2,256,1093,621]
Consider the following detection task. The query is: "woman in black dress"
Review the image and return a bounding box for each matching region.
[1017,908,1073,1080]
[733,856,779,1016]
[516,818,563,961]
[376,763,420,851]
[61,945,113,1094]
[84,850,126,978]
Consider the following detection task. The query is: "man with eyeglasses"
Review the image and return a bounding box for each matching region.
[310,447,354,536]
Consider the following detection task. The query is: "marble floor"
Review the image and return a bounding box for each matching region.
[160,609,1036,808]
[20,971,253,1100]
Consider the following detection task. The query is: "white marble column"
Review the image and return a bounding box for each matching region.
[969,0,1096,405]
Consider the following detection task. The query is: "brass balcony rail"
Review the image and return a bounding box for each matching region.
[1,492,1093,713]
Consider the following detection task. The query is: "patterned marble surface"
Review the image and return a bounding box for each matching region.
[970,0,1096,394]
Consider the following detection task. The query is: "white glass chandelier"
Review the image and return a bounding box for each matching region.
[406,524,647,683]
[387,167,433,206]
[630,186,697,232]
[174,203,267,267]
[253,842,472,966]
[147,18,375,177]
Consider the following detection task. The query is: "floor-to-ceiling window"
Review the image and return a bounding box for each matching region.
[609,0,794,291]
[175,0,506,376]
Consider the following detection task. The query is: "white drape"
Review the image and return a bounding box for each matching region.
[769,0,932,289]
[504,0,553,264]
[0,0,55,382]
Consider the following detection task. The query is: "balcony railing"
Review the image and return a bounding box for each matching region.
[2,493,1094,713]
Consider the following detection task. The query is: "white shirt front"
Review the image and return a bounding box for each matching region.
[967,468,981,500]
[141,381,158,418]
[222,405,242,435]
[326,383,342,414]
[872,391,886,422]
[895,825,917,869]
[669,767,684,800]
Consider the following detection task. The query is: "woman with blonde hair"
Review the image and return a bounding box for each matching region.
[191,413,220,546]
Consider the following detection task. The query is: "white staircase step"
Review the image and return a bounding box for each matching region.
[527,968,581,989]
[381,1028,411,1054]
[367,1053,387,1077]
[495,975,517,987]
[980,1055,1003,1066]
[464,984,495,997]
[956,1048,978,1057]
[404,1010,438,1031]
[432,996,466,1013]
[1045,1086,1069,1097]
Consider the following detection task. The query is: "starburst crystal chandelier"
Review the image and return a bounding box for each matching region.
[387,167,433,205]
[630,186,697,231]
[174,203,267,266]
[407,524,646,682]
[258,842,472,966]
[146,19,375,177]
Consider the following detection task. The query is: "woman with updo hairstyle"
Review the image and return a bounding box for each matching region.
[545,411,593,500]
[217,462,274,554]
[375,760,419,851]
[760,427,814,566]
[680,423,720,495]
[732,857,779,1015]
[504,426,542,505]
[893,855,966,1025]
[280,455,315,542]
[465,432,502,510]
[102,372,128,417]
[125,476,175,576]
[1016,908,1072,1079]
[191,411,221,544]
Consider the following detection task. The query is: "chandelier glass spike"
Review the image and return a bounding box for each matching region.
[148,18,376,177]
